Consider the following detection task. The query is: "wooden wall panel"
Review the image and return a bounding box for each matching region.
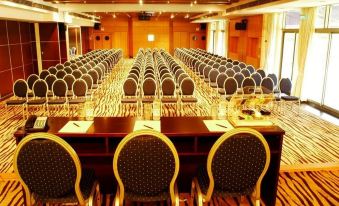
[88,16,207,57]
[228,15,263,68]
[0,20,35,99]
[81,27,91,54]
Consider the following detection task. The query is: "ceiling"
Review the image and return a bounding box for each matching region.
[44,0,240,5]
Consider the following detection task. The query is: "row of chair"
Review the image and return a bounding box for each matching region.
[14,128,270,206]
[6,49,123,117]
[121,49,197,115]
[175,48,300,112]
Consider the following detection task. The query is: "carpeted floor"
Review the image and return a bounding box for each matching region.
[0,59,338,205]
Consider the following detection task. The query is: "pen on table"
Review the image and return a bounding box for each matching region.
[216,124,227,129]
[73,123,80,127]
[143,125,153,129]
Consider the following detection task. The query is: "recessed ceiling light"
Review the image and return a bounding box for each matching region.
[167,1,170,4]
[190,2,193,7]
[139,0,143,5]
[194,0,197,4]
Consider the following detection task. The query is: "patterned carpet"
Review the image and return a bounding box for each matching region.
[0,59,338,205]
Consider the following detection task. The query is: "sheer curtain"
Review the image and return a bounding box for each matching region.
[260,13,284,74]
[293,7,316,97]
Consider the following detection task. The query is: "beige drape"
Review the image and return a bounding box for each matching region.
[260,13,284,74]
[293,7,316,97]
[224,20,229,57]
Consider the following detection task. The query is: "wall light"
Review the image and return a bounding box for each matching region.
[148,34,155,42]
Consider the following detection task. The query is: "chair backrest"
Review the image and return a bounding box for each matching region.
[224,77,238,96]
[64,66,73,74]
[261,77,274,94]
[48,67,58,75]
[63,74,76,91]
[93,67,103,80]
[238,62,247,69]
[232,65,241,73]
[13,133,83,203]
[72,79,88,97]
[246,65,255,74]
[113,130,179,199]
[123,78,138,96]
[225,69,235,77]
[79,67,87,74]
[32,79,48,98]
[232,60,239,65]
[70,64,78,70]
[127,73,138,83]
[233,73,245,88]
[27,74,39,90]
[161,78,176,96]
[257,69,266,78]
[142,78,157,96]
[225,62,233,69]
[88,70,99,84]
[13,79,28,98]
[81,74,93,90]
[180,77,195,96]
[64,61,71,67]
[204,128,270,199]
[242,77,256,94]
[209,69,219,83]
[39,70,50,79]
[279,78,292,95]
[55,64,64,70]
[218,65,227,73]
[72,70,83,79]
[52,79,68,97]
[240,69,250,77]
[216,73,227,89]
[56,70,67,79]
[45,74,57,91]
[267,73,278,87]
[251,72,262,86]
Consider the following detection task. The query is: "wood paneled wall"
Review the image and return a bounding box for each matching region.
[87,16,206,57]
[0,20,36,99]
[228,15,263,68]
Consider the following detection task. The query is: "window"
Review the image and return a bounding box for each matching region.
[329,4,339,28]
[280,32,298,80]
[315,6,327,28]
[284,11,300,29]
[323,34,339,110]
[303,33,329,103]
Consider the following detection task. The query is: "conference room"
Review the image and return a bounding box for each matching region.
[0,0,338,205]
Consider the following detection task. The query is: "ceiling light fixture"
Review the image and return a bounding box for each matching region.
[139,0,143,5]
[194,0,197,4]
[113,13,116,18]
[190,2,193,7]
[170,14,174,19]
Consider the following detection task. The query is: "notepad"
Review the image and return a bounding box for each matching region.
[203,120,234,132]
[133,120,161,132]
[231,120,273,127]
[59,121,93,133]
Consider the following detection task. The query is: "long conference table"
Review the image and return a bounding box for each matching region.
[14,116,284,206]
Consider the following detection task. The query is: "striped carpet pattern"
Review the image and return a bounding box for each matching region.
[0,59,338,205]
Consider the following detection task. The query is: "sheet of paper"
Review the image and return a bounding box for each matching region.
[203,120,234,132]
[133,120,161,132]
[59,121,93,133]
[231,120,273,127]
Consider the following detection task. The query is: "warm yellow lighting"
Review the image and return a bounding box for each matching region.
[0,0,50,13]
[148,34,155,42]
[139,0,143,5]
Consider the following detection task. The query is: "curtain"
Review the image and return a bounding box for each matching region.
[224,20,229,57]
[206,23,214,53]
[293,7,316,97]
[260,13,284,74]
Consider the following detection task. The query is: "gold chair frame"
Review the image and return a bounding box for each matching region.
[13,132,101,206]
[191,128,271,206]
[113,130,180,206]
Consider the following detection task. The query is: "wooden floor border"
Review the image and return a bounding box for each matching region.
[280,162,339,172]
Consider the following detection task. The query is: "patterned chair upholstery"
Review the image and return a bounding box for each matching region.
[113,130,179,206]
[191,128,270,206]
[6,79,28,118]
[13,133,101,206]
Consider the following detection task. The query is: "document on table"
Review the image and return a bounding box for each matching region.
[203,120,234,132]
[59,121,93,133]
[133,120,161,132]
[231,120,273,127]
